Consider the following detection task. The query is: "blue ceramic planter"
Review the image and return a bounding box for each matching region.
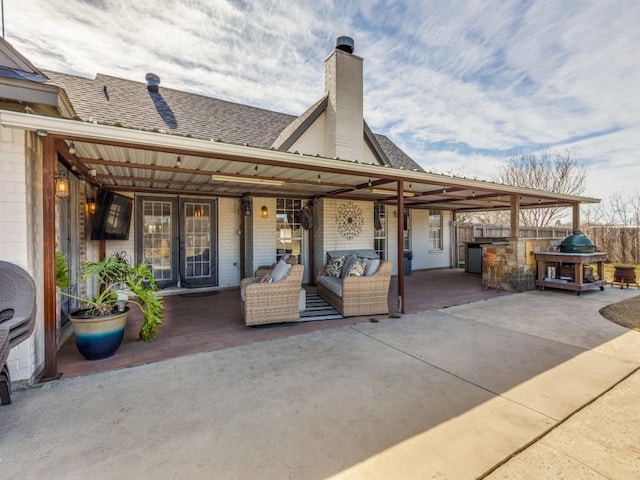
[70,307,129,360]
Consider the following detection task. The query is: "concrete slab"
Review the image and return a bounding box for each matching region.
[2,291,640,479]
[445,289,640,363]
[488,370,640,479]
[354,312,639,420]
[0,325,552,480]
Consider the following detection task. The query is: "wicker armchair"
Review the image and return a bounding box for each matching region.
[241,264,304,326]
[317,261,392,317]
[0,261,37,405]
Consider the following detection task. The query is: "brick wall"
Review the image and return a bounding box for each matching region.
[217,197,241,287]
[1,126,43,382]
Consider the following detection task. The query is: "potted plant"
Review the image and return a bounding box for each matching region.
[55,251,164,360]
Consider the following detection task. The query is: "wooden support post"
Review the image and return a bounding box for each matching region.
[510,194,520,237]
[42,135,60,381]
[397,179,405,314]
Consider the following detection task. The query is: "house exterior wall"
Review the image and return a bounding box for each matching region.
[314,198,374,272]
[218,197,241,288]
[1,126,44,383]
[249,196,277,277]
[289,111,327,157]
[385,208,453,275]
[411,209,452,270]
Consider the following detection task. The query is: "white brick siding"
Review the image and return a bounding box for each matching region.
[1,127,44,383]
[217,197,240,288]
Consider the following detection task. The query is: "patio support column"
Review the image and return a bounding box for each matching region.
[510,194,520,238]
[396,179,405,314]
[42,135,59,381]
[572,203,581,231]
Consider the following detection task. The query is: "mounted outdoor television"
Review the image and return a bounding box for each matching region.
[90,189,133,240]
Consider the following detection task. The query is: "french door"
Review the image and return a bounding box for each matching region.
[136,196,218,288]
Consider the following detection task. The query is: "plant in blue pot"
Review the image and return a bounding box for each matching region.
[55,251,164,360]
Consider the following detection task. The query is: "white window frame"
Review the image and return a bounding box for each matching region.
[428,209,443,250]
[276,198,303,264]
[374,204,387,260]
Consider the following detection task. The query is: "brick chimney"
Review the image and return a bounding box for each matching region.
[324,36,364,162]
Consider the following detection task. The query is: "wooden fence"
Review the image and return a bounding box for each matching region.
[583,226,640,264]
[456,224,571,268]
[456,224,639,265]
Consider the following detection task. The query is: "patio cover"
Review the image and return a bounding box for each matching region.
[0,110,600,379]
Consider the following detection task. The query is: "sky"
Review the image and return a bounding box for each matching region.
[4,0,639,204]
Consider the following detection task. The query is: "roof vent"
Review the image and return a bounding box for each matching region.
[145,72,160,93]
[335,36,354,54]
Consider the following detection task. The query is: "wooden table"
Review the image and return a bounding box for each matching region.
[535,252,607,295]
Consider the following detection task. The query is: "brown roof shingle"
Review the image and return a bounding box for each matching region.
[44,70,424,172]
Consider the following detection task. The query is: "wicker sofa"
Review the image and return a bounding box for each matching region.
[316,250,392,317]
[240,264,304,326]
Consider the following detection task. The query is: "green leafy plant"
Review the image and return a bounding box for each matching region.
[56,251,164,341]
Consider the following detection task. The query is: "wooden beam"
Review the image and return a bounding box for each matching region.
[42,135,60,381]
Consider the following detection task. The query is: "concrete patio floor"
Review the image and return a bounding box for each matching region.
[2,285,639,479]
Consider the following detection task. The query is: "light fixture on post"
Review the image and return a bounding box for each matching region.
[87,197,97,214]
[55,175,70,198]
[211,174,284,186]
[261,206,269,219]
[241,199,252,216]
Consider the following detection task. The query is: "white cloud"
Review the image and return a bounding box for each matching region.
[5,0,639,201]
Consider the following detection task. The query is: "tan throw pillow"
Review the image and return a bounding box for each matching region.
[325,256,346,277]
[346,259,366,277]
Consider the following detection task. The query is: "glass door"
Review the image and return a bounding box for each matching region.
[136,196,218,289]
[137,197,178,289]
[179,198,217,288]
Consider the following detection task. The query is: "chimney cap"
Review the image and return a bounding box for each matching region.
[335,36,355,54]
[145,72,160,92]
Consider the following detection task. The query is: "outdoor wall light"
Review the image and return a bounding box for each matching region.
[36,129,48,137]
[55,176,70,198]
[261,206,269,219]
[68,141,76,155]
[87,197,97,215]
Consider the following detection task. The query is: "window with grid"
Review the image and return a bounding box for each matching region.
[276,198,303,264]
[429,209,443,250]
[374,204,387,260]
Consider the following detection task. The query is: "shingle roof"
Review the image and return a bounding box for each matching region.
[44,70,424,172]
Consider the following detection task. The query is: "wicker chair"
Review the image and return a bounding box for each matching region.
[0,261,37,405]
[241,264,304,326]
[317,261,392,317]
[1,325,11,404]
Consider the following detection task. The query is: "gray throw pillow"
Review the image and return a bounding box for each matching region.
[270,260,292,282]
[364,258,381,276]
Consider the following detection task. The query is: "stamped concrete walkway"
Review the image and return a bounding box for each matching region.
[1,287,639,479]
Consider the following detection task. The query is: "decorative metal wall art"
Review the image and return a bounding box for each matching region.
[336,202,363,240]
